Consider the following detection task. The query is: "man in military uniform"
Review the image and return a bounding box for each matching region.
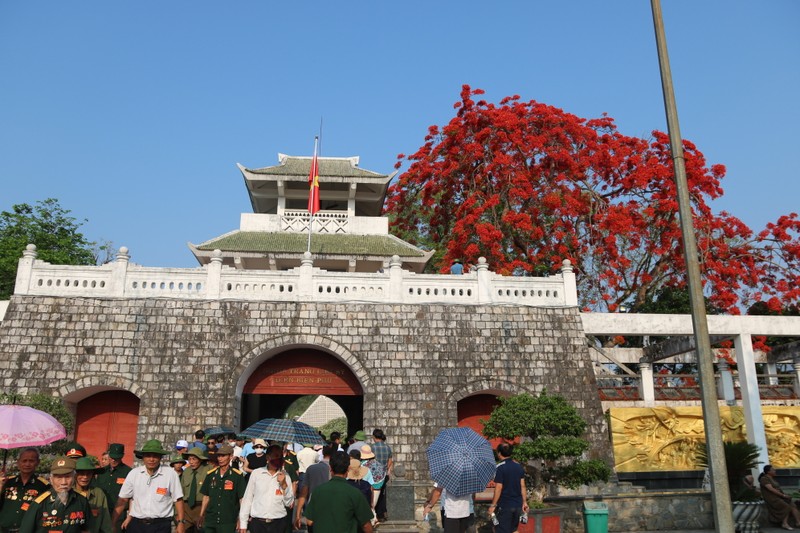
[64,443,87,460]
[94,444,131,524]
[74,458,112,533]
[198,445,245,533]
[180,449,209,533]
[0,448,49,533]
[19,457,94,533]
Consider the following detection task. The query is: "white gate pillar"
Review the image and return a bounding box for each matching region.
[734,333,769,468]
[639,361,655,407]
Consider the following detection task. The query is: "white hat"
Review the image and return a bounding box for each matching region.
[176,439,189,449]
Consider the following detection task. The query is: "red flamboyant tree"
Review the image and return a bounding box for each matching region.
[386,86,800,313]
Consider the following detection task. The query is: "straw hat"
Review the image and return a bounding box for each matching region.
[347,458,368,480]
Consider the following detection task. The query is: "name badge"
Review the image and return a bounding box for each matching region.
[224,480,234,491]
[275,489,282,496]
[21,503,29,511]
[156,487,168,496]
[116,478,126,484]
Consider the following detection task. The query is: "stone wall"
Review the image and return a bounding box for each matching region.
[0,295,610,480]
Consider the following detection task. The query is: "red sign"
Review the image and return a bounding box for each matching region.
[244,350,362,396]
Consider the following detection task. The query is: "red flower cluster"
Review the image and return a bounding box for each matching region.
[387,86,800,313]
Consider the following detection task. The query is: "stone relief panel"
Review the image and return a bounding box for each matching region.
[610,406,800,472]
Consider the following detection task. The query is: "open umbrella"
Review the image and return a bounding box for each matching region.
[426,427,496,497]
[202,425,236,437]
[0,404,67,469]
[241,418,323,445]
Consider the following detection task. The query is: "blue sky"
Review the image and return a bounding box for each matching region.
[1,2,798,268]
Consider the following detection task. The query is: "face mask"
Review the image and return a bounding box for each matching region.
[255,448,265,456]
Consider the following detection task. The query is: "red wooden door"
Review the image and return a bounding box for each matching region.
[75,390,139,465]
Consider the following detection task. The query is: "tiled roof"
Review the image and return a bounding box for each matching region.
[245,157,389,180]
[195,231,427,257]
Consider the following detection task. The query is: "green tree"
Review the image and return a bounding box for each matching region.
[482,392,610,501]
[0,199,98,299]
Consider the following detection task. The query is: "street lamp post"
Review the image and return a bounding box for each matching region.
[649,1,734,531]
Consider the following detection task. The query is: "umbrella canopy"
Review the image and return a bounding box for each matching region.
[241,418,323,445]
[426,427,496,497]
[202,425,236,437]
[0,404,66,448]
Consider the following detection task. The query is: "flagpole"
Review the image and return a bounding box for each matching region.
[306,136,319,254]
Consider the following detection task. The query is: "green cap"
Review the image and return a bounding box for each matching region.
[134,439,170,458]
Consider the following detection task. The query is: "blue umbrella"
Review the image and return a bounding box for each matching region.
[202,425,237,437]
[426,427,496,497]
[241,418,324,445]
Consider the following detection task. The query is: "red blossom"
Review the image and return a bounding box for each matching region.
[387,86,800,312]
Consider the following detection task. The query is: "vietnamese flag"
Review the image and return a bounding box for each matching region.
[307,152,320,215]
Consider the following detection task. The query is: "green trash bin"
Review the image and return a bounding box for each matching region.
[583,501,608,533]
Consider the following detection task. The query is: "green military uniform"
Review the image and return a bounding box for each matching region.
[19,490,94,533]
[0,474,49,532]
[73,488,111,533]
[199,467,246,533]
[180,463,210,533]
[281,453,298,533]
[303,477,373,533]
[93,464,131,513]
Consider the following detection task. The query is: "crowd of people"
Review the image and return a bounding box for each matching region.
[0,428,394,533]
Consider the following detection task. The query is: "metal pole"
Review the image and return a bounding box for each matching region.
[649,1,733,531]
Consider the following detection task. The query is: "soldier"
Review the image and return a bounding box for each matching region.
[74,458,112,533]
[64,443,88,460]
[19,457,94,533]
[0,448,49,533]
[112,440,184,533]
[198,445,245,533]
[180,449,209,533]
[94,444,131,520]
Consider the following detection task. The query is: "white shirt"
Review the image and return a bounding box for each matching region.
[238,467,295,522]
[296,447,318,473]
[119,465,184,519]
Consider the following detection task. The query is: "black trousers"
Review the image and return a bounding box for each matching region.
[127,517,172,533]
[247,516,287,533]
[375,475,389,518]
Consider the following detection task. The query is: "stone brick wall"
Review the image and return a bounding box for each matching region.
[0,295,610,480]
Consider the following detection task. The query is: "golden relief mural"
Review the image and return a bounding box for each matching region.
[609,406,800,472]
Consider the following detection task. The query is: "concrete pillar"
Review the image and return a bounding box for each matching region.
[111,246,130,297]
[639,361,655,407]
[793,359,800,399]
[298,251,314,299]
[205,250,223,299]
[734,333,769,468]
[718,359,736,406]
[14,244,38,295]
[561,259,578,306]
[388,255,403,301]
[476,257,491,304]
[766,362,779,385]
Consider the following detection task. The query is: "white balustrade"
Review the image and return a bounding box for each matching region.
[13,245,578,308]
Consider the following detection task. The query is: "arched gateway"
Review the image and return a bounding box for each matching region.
[236,347,364,437]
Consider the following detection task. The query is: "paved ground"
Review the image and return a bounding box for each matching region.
[627,529,791,532]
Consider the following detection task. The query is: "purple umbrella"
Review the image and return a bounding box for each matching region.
[0,404,66,455]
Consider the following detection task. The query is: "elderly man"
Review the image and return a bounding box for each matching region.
[198,444,245,533]
[238,445,294,533]
[95,444,131,518]
[19,457,93,533]
[180,449,209,533]
[0,448,49,533]
[112,440,184,533]
[74,458,112,533]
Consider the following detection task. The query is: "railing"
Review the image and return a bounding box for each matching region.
[281,210,348,234]
[596,373,798,401]
[13,245,579,307]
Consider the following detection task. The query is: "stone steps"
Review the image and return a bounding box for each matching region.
[375,520,418,532]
